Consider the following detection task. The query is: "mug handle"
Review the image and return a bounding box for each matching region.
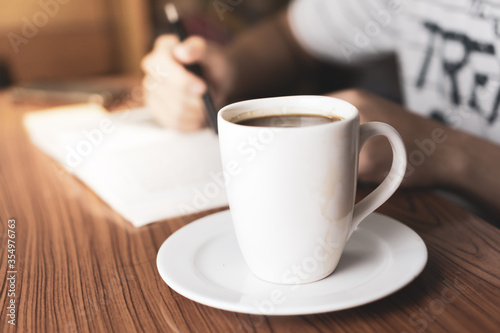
[348,122,407,239]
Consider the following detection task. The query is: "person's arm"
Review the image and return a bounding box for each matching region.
[141,10,318,130]
[223,11,319,101]
[330,89,500,217]
[445,129,500,216]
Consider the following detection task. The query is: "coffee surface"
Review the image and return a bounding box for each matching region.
[236,114,342,128]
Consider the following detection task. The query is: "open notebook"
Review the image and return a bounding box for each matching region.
[23,104,227,226]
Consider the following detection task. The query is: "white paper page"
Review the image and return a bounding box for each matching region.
[24,105,227,226]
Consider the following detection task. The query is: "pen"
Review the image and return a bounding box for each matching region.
[164,3,219,134]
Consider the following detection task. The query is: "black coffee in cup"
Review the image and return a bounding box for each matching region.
[236,114,343,128]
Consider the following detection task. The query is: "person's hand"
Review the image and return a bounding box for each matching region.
[141,35,233,131]
[329,89,453,188]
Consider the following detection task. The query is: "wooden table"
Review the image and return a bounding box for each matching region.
[1,88,499,333]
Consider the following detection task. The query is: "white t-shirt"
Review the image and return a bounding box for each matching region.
[289,0,500,144]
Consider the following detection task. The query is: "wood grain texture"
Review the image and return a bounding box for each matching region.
[0,88,499,333]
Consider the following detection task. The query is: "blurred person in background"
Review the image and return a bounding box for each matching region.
[142,0,500,223]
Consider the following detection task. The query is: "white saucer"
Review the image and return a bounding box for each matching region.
[157,210,427,315]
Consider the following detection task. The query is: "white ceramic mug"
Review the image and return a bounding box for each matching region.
[218,96,407,284]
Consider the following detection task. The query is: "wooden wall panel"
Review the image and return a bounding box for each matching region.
[0,24,115,82]
[0,0,151,82]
